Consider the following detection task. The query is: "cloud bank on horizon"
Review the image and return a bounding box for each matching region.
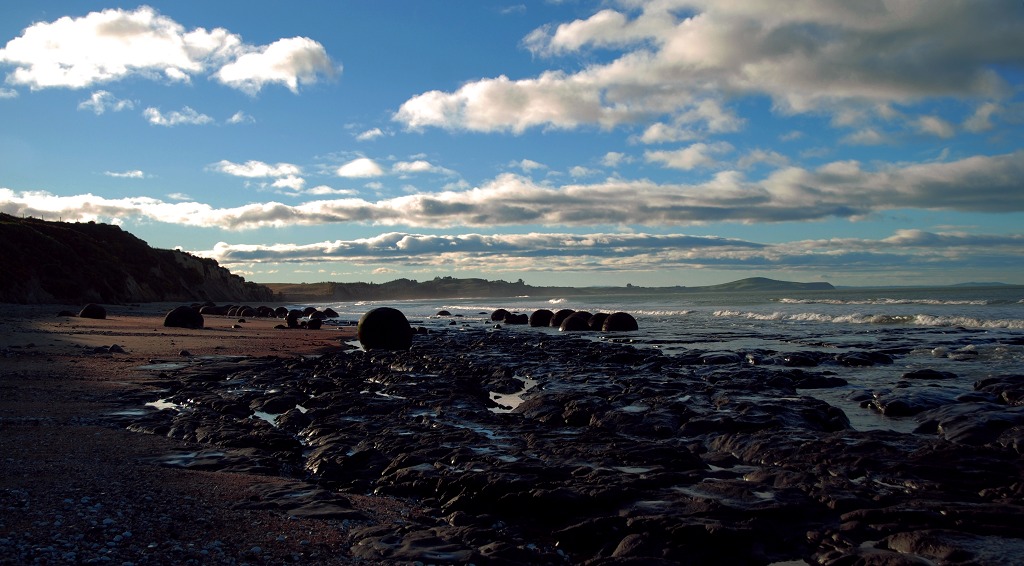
[1,1,1022,286]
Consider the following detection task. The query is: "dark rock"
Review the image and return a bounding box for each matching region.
[306,318,323,330]
[163,305,204,329]
[603,311,638,331]
[358,307,413,350]
[836,351,894,367]
[975,374,1024,406]
[529,309,554,327]
[550,308,576,328]
[503,312,529,325]
[490,308,510,322]
[436,310,452,317]
[323,308,339,318]
[559,311,593,331]
[902,368,957,380]
[588,312,609,331]
[274,306,289,318]
[78,303,106,319]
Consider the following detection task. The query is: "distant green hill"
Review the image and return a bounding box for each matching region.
[266,276,834,302]
[0,213,272,305]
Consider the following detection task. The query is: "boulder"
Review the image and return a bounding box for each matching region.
[307,318,323,330]
[529,309,554,327]
[602,311,638,331]
[588,313,609,331]
[490,308,510,322]
[164,305,204,329]
[323,308,340,318]
[504,313,529,325]
[78,303,106,320]
[550,309,576,328]
[560,311,593,331]
[358,307,413,350]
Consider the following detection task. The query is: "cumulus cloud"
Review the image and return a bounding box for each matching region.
[78,90,133,114]
[395,2,1024,133]
[0,88,17,98]
[964,102,1000,133]
[214,36,337,95]
[211,159,301,178]
[0,6,336,94]
[645,142,733,170]
[336,157,384,178]
[2,151,1020,231]
[144,106,213,126]
[393,160,455,176]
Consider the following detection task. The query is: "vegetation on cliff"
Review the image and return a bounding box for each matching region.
[0,213,272,304]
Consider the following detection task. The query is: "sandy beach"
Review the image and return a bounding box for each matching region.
[0,303,410,565]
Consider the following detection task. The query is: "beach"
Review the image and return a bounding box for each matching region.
[0,304,409,565]
[2,297,1024,564]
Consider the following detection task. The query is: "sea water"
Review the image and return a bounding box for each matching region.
[299,285,1024,432]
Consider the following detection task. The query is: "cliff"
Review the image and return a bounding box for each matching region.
[0,213,272,305]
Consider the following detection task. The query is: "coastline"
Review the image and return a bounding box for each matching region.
[0,303,405,565]
[3,301,1023,564]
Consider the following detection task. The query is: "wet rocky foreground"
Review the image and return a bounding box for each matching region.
[115,324,1024,564]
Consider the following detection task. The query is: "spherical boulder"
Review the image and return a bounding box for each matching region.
[602,311,638,331]
[323,308,339,318]
[78,303,106,320]
[504,312,529,325]
[559,311,593,331]
[588,312,609,331]
[550,309,576,328]
[274,306,289,318]
[528,309,553,327]
[490,308,510,322]
[164,305,204,329]
[358,307,413,350]
[306,318,323,330]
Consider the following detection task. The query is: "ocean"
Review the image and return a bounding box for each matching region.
[302,285,1024,433]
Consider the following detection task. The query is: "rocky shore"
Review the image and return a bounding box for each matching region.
[3,305,1024,564]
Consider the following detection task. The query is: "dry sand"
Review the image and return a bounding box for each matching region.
[0,303,413,564]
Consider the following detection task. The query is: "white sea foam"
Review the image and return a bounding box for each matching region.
[713,309,1024,329]
[776,297,990,306]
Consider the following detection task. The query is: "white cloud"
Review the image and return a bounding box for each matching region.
[214,36,337,95]
[227,111,255,124]
[737,149,789,170]
[272,175,306,191]
[915,115,955,138]
[356,127,387,141]
[3,150,1021,230]
[511,159,547,172]
[0,88,17,99]
[336,157,384,178]
[78,90,134,114]
[842,128,886,145]
[211,159,301,178]
[0,6,336,94]
[569,165,599,178]
[393,160,456,176]
[395,2,1024,133]
[144,106,213,126]
[645,142,733,170]
[602,151,631,167]
[167,192,191,201]
[304,185,358,196]
[191,229,1024,280]
[964,102,1000,133]
[103,170,145,179]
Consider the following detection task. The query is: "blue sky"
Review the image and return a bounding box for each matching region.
[1,1,1022,287]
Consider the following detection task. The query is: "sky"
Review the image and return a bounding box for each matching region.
[1,1,1023,288]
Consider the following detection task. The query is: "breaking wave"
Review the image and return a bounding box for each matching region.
[713,309,1024,329]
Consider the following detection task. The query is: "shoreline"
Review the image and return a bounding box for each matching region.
[0,303,406,565]
[3,302,1024,564]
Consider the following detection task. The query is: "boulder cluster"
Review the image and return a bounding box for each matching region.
[162,302,340,330]
[488,307,639,332]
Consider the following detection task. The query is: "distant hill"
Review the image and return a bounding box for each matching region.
[0,213,272,305]
[266,276,834,302]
